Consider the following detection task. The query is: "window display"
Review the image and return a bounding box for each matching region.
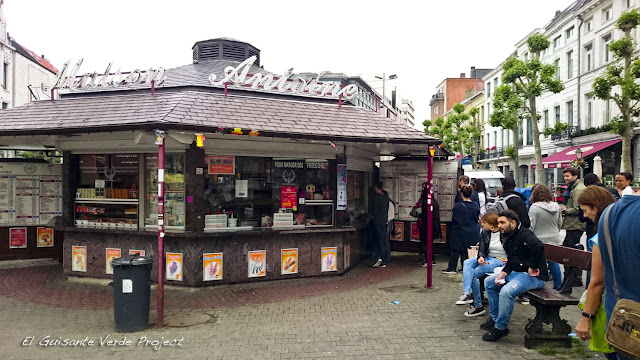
[145,154,185,228]
[74,200,138,229]
[345,171,371,227]
[77,154,140,199]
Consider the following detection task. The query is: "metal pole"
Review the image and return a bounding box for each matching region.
[426,147,434,289]
[156,131,165,329]
[382,72,385,112]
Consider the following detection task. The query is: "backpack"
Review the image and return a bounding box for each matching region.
[485,194,519,214]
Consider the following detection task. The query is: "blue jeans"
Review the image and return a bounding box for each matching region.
[372,222,388,263]
[462,256,505,307]
[485,271,545,330]
[547,261,562,290]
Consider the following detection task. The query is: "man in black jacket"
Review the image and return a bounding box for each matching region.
[498,177,530,228]
[370,181,390,268]
[454,175,480,205]
[481,210,547,341]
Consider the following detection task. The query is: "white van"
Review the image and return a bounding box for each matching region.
[464,170,505,197]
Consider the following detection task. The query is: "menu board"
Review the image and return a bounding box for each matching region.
[0,163,62,226]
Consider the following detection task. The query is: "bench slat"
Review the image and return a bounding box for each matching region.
[527,287,579,306]
[544,244,591,271]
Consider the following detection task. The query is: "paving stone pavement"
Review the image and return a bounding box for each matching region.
[0,254,597,359]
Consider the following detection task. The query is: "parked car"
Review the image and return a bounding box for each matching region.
[464,170,505,197]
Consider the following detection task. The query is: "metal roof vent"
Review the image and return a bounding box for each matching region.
[191,38,260,66]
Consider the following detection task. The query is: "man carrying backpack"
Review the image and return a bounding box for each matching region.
[487,177,530,228]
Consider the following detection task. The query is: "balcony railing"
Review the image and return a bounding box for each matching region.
[550,126,578,141]
[479,147,505,160]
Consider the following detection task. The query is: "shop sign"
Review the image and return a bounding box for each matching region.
[208,156,235,175]
[281,248,298,275]
[9,227,26,248]
[166,253,183,281]
[203,253,223,281]
[72,246,87,272]
[321,247,337,272]
[105,248,121,275]
[209,56,359,100]
[273,160,304,184]
[273,213,294,227]
[48,59,166,91]
[37,227,54,247]
[280,186,297,209]
[248,250,266,278]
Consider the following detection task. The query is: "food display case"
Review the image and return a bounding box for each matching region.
[74,199,139,229]
[298,200,334,228]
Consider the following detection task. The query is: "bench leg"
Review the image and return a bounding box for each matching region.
[524,300,573,349]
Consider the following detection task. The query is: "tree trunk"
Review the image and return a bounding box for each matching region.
[621,33,633,173]
[512,126,522,187]
[530,95,545,184]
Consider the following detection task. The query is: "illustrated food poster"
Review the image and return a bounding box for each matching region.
[129,249,146,256]
[203,253,223,281]
[72,246,87,272]
[281,248,298,275]
[105,248,121,275]
[391,221,404,241]
[166,252,183,281]
[321,247,337,272]
[411,222,420,242]
[9,227,26,248]
[248,250,266,278]
[0,163,62,226]
[37,227,54,247]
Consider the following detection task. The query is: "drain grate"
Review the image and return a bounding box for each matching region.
[163,312,212,327]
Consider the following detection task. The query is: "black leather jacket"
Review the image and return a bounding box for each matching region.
[477,229,505,259]
[501,225,548,281]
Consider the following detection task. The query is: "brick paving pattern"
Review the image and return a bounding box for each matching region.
[0,255,593,359]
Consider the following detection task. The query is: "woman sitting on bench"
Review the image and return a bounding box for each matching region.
[456,212,507,317]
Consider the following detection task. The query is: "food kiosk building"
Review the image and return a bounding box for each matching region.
[0,38,440,286]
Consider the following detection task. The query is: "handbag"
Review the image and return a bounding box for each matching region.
[467,245,479,259]
[409,205,419,218]
[602,206,640,359]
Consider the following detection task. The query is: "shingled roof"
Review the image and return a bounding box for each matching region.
[0,91,438,144]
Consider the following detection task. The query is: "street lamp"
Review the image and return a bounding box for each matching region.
[374,73,398,107]
[575,147,583,179]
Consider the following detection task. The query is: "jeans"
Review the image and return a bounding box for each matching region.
[485,271,545,330]
[462,256,504,307]
[447,248,468,271]
[547,261,563,290]
[372,222,388,263]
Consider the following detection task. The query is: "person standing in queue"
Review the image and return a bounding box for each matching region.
[443,185,480,274]
[561,167,586,288]
[370,181,390,268]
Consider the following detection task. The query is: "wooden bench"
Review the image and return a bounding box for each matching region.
[523,243,592,349]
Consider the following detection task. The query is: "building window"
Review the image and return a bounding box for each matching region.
[554,36,561,50]
[526,118,533,145]
[585,43,593,72]
[567,50,573,79]
[493,78,498,91]
[486,134,490,148]
[2,63,7,89]
[544,110,549,137]
[587,101,593,128]
[554,105,561,125]
[567,100,574,127]
[628,0,635,8]
[604,99,612,124]
[487,83,491,97]
[524,52,529,61]
[603,7,613,22]
[554,59,560,79]
[586,18,594,33]
[434,104,439,115]
[566,26,574,41]
[603,34,613,63]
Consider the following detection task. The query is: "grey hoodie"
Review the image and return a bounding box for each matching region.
[528,201,562,245]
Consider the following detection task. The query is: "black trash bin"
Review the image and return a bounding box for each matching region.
[111,255,153,332]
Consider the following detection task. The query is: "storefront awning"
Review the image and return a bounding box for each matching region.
[531,138,622,169]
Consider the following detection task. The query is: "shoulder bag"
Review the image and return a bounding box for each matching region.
[602,206,640,359]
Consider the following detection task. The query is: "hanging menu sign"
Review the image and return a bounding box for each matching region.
[0,163,62,226]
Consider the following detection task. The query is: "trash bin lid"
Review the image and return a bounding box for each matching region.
[111,255,153,266]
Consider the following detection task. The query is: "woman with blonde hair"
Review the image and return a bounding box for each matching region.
[456,212,507,317]
[528,184,563,290]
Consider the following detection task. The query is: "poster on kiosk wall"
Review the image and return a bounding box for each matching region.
[37,227,54,247]
[166,253,183,281]
[203,253,223,281]
[105,248,121,275]
[321,247,337,272]
[281,248,298,275]
[248,250,266,278]
[9,227,27,248]
[72,246,87,272]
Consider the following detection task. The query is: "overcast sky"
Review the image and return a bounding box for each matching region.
[6,0,575,130]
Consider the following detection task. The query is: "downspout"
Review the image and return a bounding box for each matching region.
[577,14,584,132]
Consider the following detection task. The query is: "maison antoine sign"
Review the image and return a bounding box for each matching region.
[209,56,359,100]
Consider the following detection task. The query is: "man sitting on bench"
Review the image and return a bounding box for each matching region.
[481,210,548,341]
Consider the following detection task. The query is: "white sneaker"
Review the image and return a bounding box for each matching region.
[456,294,473,305]
[372,259,382,268]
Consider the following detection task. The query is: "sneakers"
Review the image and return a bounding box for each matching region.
[432,260,436,265]
[372,259,383,268]
[441,269,457,274]
[482,327,509,341]
[464,306,486,317]
[480,318,495,330]
[455,294,473,305]
[420,262,428,267]
[380,264,386,268]
[517,296,530,305]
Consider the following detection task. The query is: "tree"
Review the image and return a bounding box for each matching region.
[490,84,524,186]
[423,103,481,166]
[592,9,640,173]
[467,107,482,169]
[499,33,564,184]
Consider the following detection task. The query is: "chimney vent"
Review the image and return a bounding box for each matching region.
[460,73,466,78]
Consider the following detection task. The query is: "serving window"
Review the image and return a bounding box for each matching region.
[144,154,186,228]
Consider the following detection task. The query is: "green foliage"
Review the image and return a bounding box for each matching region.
[527,33,550,54]
[543,122,570,136]
[617,8,640,32]
[505,146,518,160]
[424,105,481,158]
[490,85,521,130]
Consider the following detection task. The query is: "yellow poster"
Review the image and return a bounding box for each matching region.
[129,249,146,257]
[248,250,266,278]
[72,246,87,272]
[321,247,337,272]
[37,227,54,247]
[166,252,183,281]
[105,248,121,275]
[281,248,298,275]
[203,253,223,281]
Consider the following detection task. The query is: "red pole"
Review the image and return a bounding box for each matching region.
[339,93,343,108]
[51,88,55,102]
[426,147,434,289]
[151,79,155,96]
[156,131,165,328]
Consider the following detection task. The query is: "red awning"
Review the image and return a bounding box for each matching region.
[531,138,622,169]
